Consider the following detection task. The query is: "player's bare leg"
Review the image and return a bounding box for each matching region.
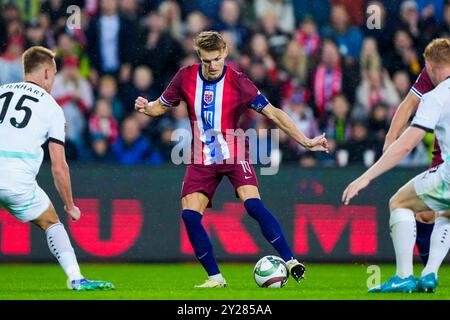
[237,185,306,283]
[32,204,114,291]
[181,192,226,288]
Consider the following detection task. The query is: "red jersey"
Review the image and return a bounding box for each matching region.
[160,64,269,165]
[411,67,442,167]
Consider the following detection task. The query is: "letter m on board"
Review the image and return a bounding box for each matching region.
[294,205,377,255]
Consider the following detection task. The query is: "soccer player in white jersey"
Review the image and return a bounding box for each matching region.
[342,38,450,293]
[0,46,114,291]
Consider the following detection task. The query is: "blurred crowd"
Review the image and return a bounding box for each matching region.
[0,0,447,167]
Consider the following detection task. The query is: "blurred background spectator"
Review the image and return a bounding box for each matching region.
[0,0,439,168]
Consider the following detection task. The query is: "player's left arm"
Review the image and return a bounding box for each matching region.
[342,127,426,205]
[261,103,328,152]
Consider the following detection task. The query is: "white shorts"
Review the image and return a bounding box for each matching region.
[0,184,51,222]
[413,165,450,212]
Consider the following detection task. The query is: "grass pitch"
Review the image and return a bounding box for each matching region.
[0,263,449,300]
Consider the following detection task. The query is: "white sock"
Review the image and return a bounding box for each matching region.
[390,208,416,278]
[422,216,450,277]
[46,223,83,281]
[209,273,224,282]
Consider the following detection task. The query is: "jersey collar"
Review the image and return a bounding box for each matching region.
[198,64,227,84]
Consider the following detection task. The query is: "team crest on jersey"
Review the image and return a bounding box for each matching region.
[204,90,214,104]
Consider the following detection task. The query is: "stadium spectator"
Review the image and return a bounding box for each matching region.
[41,0,69,30]
[256,11,290,57]
[321,4,364,65]
[85,133,115,162]
[88,98,119,145]
[51,55,94,150]
[353,69,400,121]
[111,116,162,165]
[359,37,382,79]
[85,0,136,84]
[294,16,321,59]
[24,20,48,48]
[119,0,140,21]
[367,102,390,157]
[54,32,90,78]
[363,1,395,53]
[395,0,430,51]
[437,2,450,37]
[122,65,159,115]
[384,29,422,81]
[184,11,210,37]
[254,0,296,34]
[292,0,330,28]
[392,70,412,100]
[322,94,352,146]
[213,0,250,50]
[281,39,308,86]
[283,92,320,154]
[339,121,376,166]
[331,0,365,27]
[311,38,344,119]
[159,0,183,42]
[97,75,125,121]
[0,35,25,84]
[136,10,184,93]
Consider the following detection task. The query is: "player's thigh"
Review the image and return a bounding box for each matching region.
[227,161,260,202]
[181,192,210,214]
[236,185,261,202]
[389,179,431,213]
[0,184,54,225]
[31,202,60,231]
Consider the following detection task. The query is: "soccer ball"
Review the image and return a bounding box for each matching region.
[253,255,289,288]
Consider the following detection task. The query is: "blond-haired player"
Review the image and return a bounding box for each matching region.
[0,46,114,291]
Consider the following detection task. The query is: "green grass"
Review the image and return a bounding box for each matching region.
[0,263,449,300]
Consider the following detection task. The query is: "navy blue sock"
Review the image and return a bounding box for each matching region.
[416,221,434,266]
[181,209,220,276]
[244,198,294,262]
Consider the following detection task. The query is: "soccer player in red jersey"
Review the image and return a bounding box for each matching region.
[135,31,328,288]
[384,66,441,265]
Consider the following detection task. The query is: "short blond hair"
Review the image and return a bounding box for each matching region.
[193,31,227,53]
[22,46,55,74]
[423,38,450,66]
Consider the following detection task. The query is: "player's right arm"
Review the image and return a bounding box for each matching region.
[48,142,80,221]
[383,91,420,152]
[134,97,169,117]
[135,67,185,117]
[48,104,80,221]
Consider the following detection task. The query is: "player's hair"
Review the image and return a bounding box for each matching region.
[193,31,227,53]
[423,38,450,66]
[22,46,55,75]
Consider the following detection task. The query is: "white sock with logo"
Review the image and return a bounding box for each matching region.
[422,216,450,277]
[390,208,416,278]
[46,223,83,282]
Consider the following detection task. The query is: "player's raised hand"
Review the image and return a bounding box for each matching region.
[305,133,329,152]
[342,176,370,205]
[135,96,149,113]
[64,205,81,222]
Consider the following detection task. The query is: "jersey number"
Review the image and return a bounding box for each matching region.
[0,91,36,129]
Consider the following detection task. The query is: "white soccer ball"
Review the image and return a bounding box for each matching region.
[253,255,289,288]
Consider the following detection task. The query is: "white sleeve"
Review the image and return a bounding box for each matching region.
[48,104,66,145]
[411,92,442,133]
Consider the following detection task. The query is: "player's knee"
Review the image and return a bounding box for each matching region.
[389,194,402,211]
[181,209,202,224]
